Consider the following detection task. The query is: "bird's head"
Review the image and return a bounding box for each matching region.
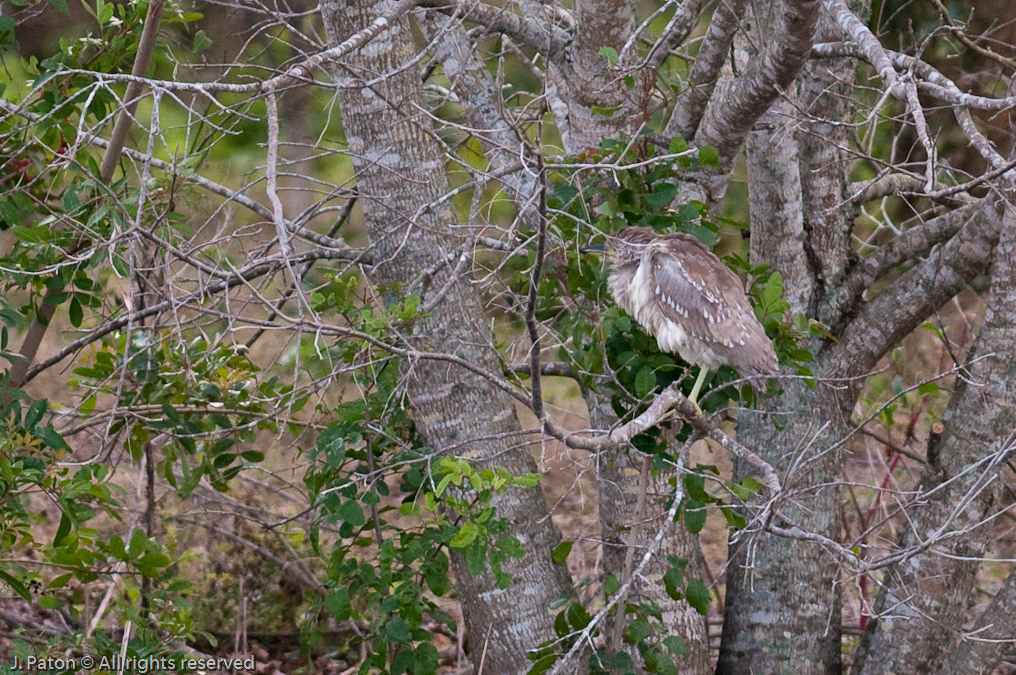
[580,227,657,265]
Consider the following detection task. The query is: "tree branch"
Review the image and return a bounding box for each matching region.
[419,11,542,226]
[823,194,1005,380]
[97,0,166,183]
[820,0,937,189]
[546,456,686,675]
[543,382,781,493]
[846,173,976,205]
[664,0,748,141]
[830,200,982,329]
[694,0,820,165]
[16,250,361,385]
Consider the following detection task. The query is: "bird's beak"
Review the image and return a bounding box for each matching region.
[579,244,606,254]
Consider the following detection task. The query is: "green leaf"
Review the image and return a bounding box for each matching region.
[385,617,410,643]
[414,643,440,673]
[683,473,709,502]
[669,136,688,155]
[0,571,30,600]
[136,553,170,576]
[53,512,72,547]
[741,476,764,495]
[193,30,212,53]
[663,635,687,656]
[685,579,710,614]
[161,404,180,425]
[496,535,525,559]
[34,426,70,451]
[68,297,83,328]
[591,106,618,117]
[48,573,73,589]
[325,588,351,621]
[698,145,719,167]
[603,573,618,596]
[643,183,678,207]
[97,0,113,24]
[728,481,751,500]
[720,505,746,530]
[599,46,619,64]
[12,225,47,244]
[450,521,479,549]
[337,500,365,527]
[625,619,651,643]
[527,654,558,675]
[105,535,127,560]
[762,272,783,310]
[552,541,572,564]
[663,564,683,601]
[681,223,716,248]
[0,198,20,227]
[634,367,657,398]
[465,538,487,575]
[38,596,63,609]
[554,609,569,637]
[25,398,47,430]
[683,499,706,533]
[567,602,591,629]
[128,529,148,558]
[391,648,414,674]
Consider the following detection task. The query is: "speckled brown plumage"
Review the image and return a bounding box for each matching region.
[599,226,778,382]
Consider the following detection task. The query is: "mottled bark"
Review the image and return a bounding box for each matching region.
[555,0,639,151]
[716,5,845,672]
[319,2,573,673]
[717,382,845,675]
[421,14,540,226]
[827,196,1004,380]
[585,387,711,675]
[939,547,1016,675]
[694,0,819,166]
[852,193,1016,675]
[664,0,748,142]
[797,9,857,320]
[746,95,813,315]
[829,202,979,335]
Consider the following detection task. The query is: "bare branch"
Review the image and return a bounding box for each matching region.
[545,454,686,675]
[8,0,166,390]
[544,382,781,493]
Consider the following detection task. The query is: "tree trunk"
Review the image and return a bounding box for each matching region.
[718,7,853,671]
[319,3,574,672]
[717,383,845,675]
[797,9,859,322]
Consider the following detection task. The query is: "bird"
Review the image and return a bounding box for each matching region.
[581,226,778,413]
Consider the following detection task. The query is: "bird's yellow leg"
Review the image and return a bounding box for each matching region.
[686,366,710,416]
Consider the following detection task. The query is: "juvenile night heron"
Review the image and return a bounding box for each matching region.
[582,226,778,411]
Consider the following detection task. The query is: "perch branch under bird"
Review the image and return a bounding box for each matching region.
[581,226,778,414]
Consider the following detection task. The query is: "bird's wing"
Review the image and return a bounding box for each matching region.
[647,237,777,375]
